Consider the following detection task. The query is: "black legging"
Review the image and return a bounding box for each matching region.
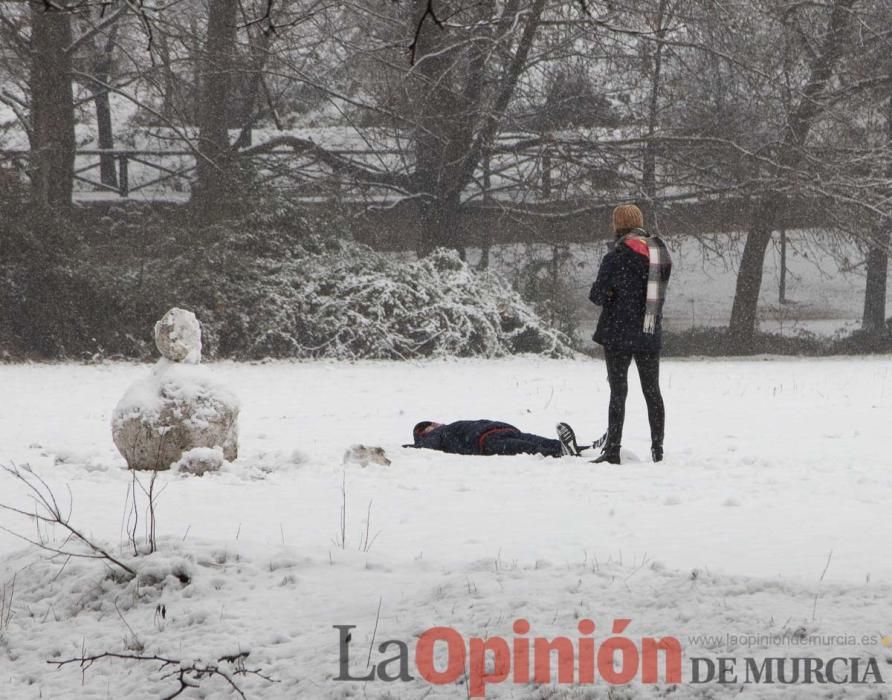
[604,350,664,447]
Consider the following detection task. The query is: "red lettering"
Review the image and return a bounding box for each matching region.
[534,637,574,684]
[416,627,466,685]
[468,637,510,697]
[641,636,682,683]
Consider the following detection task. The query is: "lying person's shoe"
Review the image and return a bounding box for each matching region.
[591,444,621,464]
[556,422,581,456]
[592,432,608,451]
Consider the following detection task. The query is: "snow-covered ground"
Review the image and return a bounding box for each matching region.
[0,358,890,698]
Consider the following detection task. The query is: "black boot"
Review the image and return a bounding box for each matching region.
[651,442,663,463]
[591,444,621,464]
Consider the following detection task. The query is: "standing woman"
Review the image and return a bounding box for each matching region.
[589,204,672,464]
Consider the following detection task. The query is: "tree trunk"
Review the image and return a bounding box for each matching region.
[157,32,176,121]
[862,94,892,333]
[477,151,492,269]
[409,0,470,256]
[862,227,890,332]
[192,0,238,218]
[729,196,781,346]
[30,2,75,210]
[232,28,272,149]
[95,91,116,188]
[778,228,787,304]
[728,226,773,345]
[417,189,462,257]
[642,0,669,233]
[93,24,118,189]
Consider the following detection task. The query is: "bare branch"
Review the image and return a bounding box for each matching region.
[0,463,137,579]
[64,2,127,54]
[239,135,411,189]
[48,650,278,699]
[408,0,444,65]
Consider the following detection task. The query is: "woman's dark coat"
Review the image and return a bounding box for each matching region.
[590,237,662,353]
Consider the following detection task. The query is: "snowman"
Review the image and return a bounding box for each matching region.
[112,308,239,471]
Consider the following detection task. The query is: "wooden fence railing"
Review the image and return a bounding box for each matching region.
[73,149,195,197]
[0,143,616,204]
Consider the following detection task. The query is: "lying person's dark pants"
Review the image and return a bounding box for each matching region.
[480,428,562,457]
[605,350,664,447]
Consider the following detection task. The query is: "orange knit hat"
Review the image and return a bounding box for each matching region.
[612,204,644,232]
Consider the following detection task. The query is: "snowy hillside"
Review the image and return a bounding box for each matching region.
[0,358,890,698]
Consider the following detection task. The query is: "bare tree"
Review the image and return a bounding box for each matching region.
[862,94,892,333]
[29,0,76,209]
[728,0,860,345]
[192,0,240,216]
[6,2,129,208]
[83,13,120,189]
[639,0,675,232]
[299,0,556,254]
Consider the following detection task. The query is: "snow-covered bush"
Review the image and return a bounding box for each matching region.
[131,229,575,360]
[215,243,574,360]
[0,205,573,360]
[0,207,150,359]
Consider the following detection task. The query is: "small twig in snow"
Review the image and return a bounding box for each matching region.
[366,596,383,668]
[812,549,833,621]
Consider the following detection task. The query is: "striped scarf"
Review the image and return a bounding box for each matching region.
[620,228,672,335]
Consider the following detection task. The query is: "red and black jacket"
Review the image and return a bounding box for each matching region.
[414,420,519,455]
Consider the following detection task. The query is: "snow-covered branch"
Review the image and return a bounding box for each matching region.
[48,649,277,700]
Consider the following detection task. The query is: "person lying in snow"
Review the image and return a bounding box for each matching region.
[408,420,597,458]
